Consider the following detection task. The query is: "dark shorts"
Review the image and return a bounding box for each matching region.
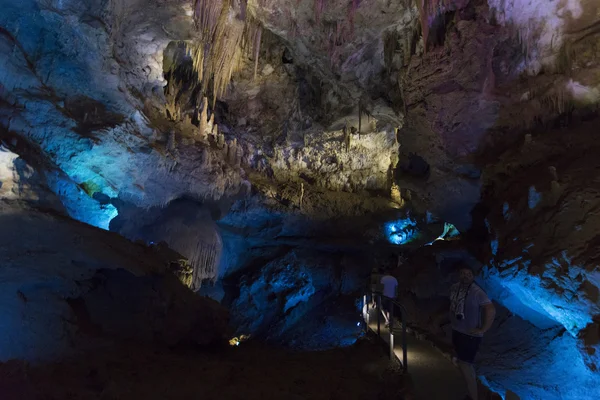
[452,330,482,364]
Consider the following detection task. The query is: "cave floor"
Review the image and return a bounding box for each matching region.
[368,317,467,400]
[0,338,408,400]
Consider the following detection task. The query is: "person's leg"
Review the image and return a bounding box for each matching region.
[381,299,389,325]
[458,360,478,400]
[451,330,460,366]
[384,298,393,326]
[452,331,482,400]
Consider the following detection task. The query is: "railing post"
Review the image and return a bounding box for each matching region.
[366,293,370,326]
[389,301,394,360]
[362,294,368,333]
[376,294,381,337]
[401,306,408,373]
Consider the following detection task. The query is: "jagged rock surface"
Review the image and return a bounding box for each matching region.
[0,204,228,362]
[392,241,599,400]
[1,0,600,398]
[479,117,600,375]
[0,0,246,229]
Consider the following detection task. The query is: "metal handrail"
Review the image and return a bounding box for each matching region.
[362,291,408,373]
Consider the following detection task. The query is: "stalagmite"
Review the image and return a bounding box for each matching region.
[549,166,557,180]
[208,113,215,136]
[201,147,211,166]
[228,138,238,164]
[235,143,243,167]
[545,180,562,208]
[358,102,362,136]
[199,97,208,139]
[391,182,403,207]
[369,119,377,132]
[343,124,350,152]
[167,131,176,153]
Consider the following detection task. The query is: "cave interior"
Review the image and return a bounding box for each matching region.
[0,0,600,399]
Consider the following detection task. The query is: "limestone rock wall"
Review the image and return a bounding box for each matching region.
[479,117,600,375]
[228,249,366,349]
[390,239,599,400]
[0,0,246,230]
[1,1,599,398]
[0,203,228,362]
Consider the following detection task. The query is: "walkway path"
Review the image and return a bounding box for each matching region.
[367,310,467,400]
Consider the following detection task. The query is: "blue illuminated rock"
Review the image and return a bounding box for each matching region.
[0,0,246,231]
[0,204,228,362]
[1,0,599,398]
[228,249,365,350]
[477,118,600,398]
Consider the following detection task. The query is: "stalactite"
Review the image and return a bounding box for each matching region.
[204,2,245,106]
[417,0,452,52]
[191,0,255,106]
[189,43,204,83]
[349,0,359,35]
[383,30,400,74]
[314,0,326,23]
[194,0,225,43]
[253,25,263,80]
[358,101,362,135]
[189,239,221,290]
[323,0,359,68]
[416,0,429,53]
[239,0,248,19]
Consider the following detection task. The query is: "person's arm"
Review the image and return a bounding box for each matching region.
[470,289,496,335]
[480,303,496,333]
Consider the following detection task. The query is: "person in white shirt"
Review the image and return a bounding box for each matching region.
[449,264,496,400]
[380,272,398,327]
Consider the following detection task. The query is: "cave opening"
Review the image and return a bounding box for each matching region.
[162,41,205,124]
[427,10,456,50]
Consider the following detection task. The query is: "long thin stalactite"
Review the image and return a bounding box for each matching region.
[190,0,263,106]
